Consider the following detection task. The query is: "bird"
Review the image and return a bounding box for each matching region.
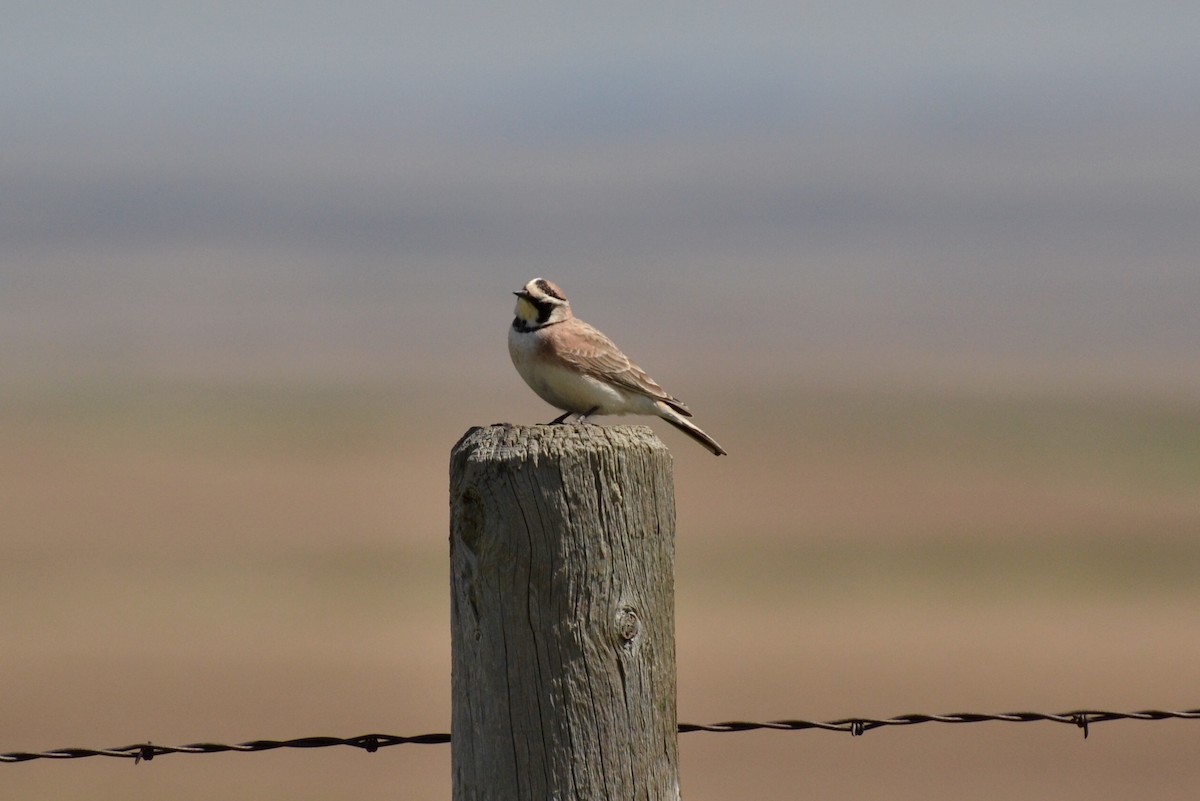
[507,277,726,456]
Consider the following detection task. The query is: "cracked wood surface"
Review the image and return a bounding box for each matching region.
[450,424,680,801]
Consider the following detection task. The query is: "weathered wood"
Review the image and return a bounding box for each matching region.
[450,424,679,801]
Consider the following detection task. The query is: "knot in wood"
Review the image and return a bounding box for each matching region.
[451,488,484,553]
[616,606,641,646]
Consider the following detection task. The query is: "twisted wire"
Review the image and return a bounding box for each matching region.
[5,709,1199,764]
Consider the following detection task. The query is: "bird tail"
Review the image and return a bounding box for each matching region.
[656,404,727,456]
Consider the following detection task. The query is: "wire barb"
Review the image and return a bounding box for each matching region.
[4,710,1199,764]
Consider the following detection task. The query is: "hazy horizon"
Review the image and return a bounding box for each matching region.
[4,3,1198,394]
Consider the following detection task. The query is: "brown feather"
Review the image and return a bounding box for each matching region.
[555,320,693,416]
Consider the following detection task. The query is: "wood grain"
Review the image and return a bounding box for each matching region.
[450,424,680,800]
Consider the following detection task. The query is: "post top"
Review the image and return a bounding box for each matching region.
[452,423,669,465]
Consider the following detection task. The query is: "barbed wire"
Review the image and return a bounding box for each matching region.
[4,709,1198,764]
[0,733,451,765]
[675,708,1200,738]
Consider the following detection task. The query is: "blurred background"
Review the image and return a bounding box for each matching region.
[3,2,1198,799]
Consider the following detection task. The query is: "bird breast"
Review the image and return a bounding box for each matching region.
[508,326,632,414]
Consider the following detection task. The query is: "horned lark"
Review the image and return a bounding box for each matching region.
[508,277,726,456]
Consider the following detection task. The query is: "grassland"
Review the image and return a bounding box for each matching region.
[3,378,1198,800]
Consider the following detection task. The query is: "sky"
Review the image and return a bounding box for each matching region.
[3,2,1198,391]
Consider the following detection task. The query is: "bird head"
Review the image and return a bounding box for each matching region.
[513,277,572,328]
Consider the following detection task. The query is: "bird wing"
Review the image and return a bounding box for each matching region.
[558,321,693,416]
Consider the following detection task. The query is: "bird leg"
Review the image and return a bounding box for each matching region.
[575,406,601,424]
[548,410,574,425]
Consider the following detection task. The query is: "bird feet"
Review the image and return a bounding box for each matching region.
[547,407,601,425]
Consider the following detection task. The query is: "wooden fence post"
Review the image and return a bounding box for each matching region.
[449,424,680,801]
